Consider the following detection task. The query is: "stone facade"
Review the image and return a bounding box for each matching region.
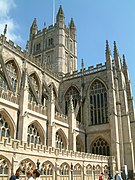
[0,5,135,180]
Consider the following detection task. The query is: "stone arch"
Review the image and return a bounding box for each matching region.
[0,154,11,176]
[0,108,16,138]
[48,82,58,98]
[74,163,82,175]
[76,134,84,152]
[41,160,54,175]
[55,128,68,149]
[64,85,80,120]
[27,120,46,145]
[88,77,108,91]
[5,58,21,80]
[29,71,41,94]
[60,162,70,175]
[19,158,36,175]
[86,164,92,175]
[64,85,80,97]
[5,58,21,92]
[90,136,110,156]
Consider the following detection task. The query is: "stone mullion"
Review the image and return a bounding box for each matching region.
[96,94,98,124]
[92,95,95,125]
[100,94,102,124]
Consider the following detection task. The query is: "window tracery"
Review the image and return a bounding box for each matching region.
[0,113,10,138]
[90,81,108,125]
[19,159,35,175]
[27,124,42,146]
[41,162,53,175]
[91,138,110,156]
[6,61,18,92]
[55,131,66,150]
[65,86,81,121]
[0,157,9,175]
[60,163,69,175]
[74,164,81,176]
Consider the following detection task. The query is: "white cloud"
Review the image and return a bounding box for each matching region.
[0,0,23,46]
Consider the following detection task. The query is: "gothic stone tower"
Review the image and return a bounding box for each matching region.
[27,5,77,75]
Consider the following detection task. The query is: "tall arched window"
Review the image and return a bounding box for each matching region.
[0,113,10,138]
[27,124,42,146]
[6,61,18,92]
[65,86,81,121]
[55,130,66,150]
[89,80,108,125]
[91,137,110,156]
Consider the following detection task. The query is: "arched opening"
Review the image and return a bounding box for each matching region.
[55,129,67,150]
[27,121,45,146]
[89,80,108,125]
[6,60,19,92]
[41,161,54,176]
[64,86,81,121]
[91,137,110,156]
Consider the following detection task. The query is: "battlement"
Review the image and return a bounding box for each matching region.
[0,87,19,104]
[0,35,26,57]
[28,102,47,116]
[63,62,107,81]
[55,112,68,124]
[0,136,115,163]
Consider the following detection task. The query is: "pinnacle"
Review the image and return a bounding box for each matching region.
[105,40,111,56]
[123,54,127,68]
[70,18,76,28]
[57,5,64,16]
[114,41,119,56]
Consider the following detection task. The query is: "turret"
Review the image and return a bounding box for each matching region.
[106,40,112,70]
[56,5,65,28]
[30,18,38,39]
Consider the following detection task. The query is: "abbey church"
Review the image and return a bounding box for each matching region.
[0,5,135,180]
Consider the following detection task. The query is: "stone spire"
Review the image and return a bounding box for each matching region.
[30,18,38,39]
[56,5,64,22]
[106,40,112,70]
[114,41,122,70]
[69,18,76,29]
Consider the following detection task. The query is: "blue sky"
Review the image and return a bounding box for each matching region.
[0,0,135,97]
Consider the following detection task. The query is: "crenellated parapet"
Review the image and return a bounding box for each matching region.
[55,112,68,123]
[0,87,19,104]
[62,62,107,81]
[0,135,114,163]
[0,35,26,57]
[28,102,47,116]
